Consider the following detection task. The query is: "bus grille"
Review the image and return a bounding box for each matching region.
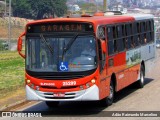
[35,90,85,100]
[36,75,85,80]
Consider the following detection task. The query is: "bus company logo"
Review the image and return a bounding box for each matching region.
[40,82,55,86]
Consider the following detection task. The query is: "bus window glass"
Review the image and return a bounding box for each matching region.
[117,39,125,52]
[151,32,154,41]
[122,24,126,36]
[134,35,139,47]
[117,25,122,38]
[107,26,113,40]
[126,37,132,49]
[113,26,117,39]
[147,32,151,42]
[132,22,137,34]
[151,20,154,31]
[114,40,118,52]
[137,22,140,33]
[140,34,145,45]
[26,35,97,72]
[131,36,135,48]
[126,24,131,36]
[108,40,114,55]
[140,22,145,33]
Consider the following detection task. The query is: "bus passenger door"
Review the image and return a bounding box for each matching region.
[98,38,110,99]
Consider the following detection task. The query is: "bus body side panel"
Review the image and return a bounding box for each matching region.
[107,52,126,91]
[99,77,110,100]
[141,42,155,74]
[125,47,141,84]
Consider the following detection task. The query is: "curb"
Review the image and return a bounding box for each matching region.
[0,99,29,111]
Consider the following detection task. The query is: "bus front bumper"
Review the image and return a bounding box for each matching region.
[26,85,99,101]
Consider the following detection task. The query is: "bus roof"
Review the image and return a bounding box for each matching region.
[122,14,154,21]
[27,13,154,26]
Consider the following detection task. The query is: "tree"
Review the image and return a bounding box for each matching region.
[12,0,32,18]
[11,0,67,19]
[33,0,68,19]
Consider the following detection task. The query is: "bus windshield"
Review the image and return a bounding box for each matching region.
[26,34,97,72]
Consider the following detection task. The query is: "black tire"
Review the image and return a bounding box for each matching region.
[100,81,114,106]
[45,101,59,108]
[137,66,145,88]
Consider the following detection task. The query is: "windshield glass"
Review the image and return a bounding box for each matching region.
[156,40,160,44]
[26,35,97,72]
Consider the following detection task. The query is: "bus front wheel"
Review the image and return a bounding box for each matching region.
[100,81,114,106]
[45,101,59,108]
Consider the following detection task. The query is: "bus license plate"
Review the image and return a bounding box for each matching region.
[53,93,65,97]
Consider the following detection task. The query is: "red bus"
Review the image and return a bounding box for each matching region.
[17,12,155,107]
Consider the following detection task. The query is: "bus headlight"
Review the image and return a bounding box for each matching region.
[26,79,31,84]
[91,79,96,84]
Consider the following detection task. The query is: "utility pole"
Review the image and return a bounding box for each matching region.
[103,0,107,12]
[5,0,6,16]
[95,0,98,12]
[8,0,11,50]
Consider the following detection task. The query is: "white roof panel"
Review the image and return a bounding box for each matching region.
[123,14,154,20]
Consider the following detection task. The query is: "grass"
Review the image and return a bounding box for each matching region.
[0,51,25,98]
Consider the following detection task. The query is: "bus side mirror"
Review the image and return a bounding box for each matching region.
[100,40,107,53]
[17,32,26,58]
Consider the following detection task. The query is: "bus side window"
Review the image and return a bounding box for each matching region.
[108,40,114,55]
[146,32,151,43]
[131,36,135,48]
[132,22,137,34]
[113,26,117,39]
[126,37,132,49]
[144,33,147,44]
[107,26,113,40]
[150,19,154,31]
[126,23,131,36]
[114,40,118,53]
[122,24,126,37]
[140,34,145,45]
[150,20,154,42]
[116,25,123,38]
[140,21,145,33]
[117,38,125,52]
[137,22,140,33]
[134,35,139,47]
[150,31,154,42]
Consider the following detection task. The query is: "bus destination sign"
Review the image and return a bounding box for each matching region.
[27,23,94,33]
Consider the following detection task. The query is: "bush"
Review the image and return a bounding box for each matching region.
[0,41,9,51]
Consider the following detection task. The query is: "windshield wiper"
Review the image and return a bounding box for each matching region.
[62,33,79,60]
[40,34,54,55]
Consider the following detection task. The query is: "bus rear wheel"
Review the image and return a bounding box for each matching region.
[101,81,114,106]
[45,101,59,108]
[137,66,145,88]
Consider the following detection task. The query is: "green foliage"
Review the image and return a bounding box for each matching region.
[0,52,25,97]
[12,0,32,18]
[11,0,67,19]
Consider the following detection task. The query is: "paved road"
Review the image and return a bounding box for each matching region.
[2,49,160,120]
